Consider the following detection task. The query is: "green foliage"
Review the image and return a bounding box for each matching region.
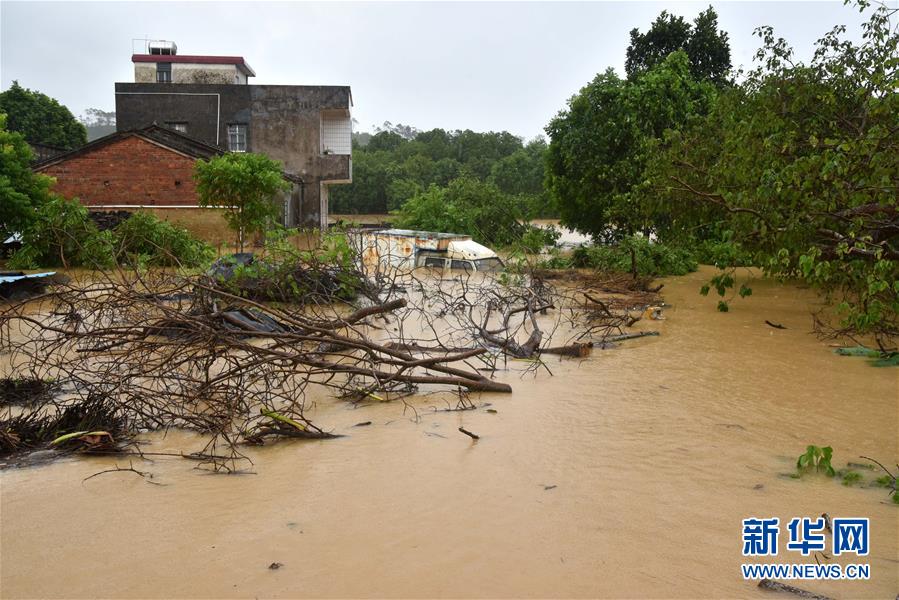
[626,7,732,84]
[570,236,698,277]
[545,51,716,241]
[8,196,114,269]
[840,471,862,486]
[833,345,899,367]
[330,128,553,217]
[0,81,87,149]
[393,177,526,247]
[796,445,835,477]
[194,153,291,252]
[216,228,362,302]
[874,475,895,488]
[0,113,54,239]
[517,226,561,254]
[693,235,754,268]
[625,6,731,84]
[9,198,212,270]
[645,2,899,339]
[114,212,213,268]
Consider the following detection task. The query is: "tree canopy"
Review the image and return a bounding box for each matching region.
[625,6,731,84]
[545,51,715,240]
[0,113,54,239]
[645,2,899,341]
[330,128,553,218]
[194,153,290,251]
[0,82,87,149]
[393,177,526,247]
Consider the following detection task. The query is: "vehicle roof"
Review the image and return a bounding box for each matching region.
[375,229,471,240]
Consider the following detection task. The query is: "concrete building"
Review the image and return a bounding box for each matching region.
[115,41,352,229]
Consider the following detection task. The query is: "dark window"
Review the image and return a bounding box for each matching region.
[451,260,473,272]
[423,257,445,269]
[475,258,504,272]
[156,63,172,83]
[227,124,247,152]
[166,122,187,133]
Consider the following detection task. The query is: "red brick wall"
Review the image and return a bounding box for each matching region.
[38,136,202,207]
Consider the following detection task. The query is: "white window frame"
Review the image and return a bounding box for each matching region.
[227,123,247,152]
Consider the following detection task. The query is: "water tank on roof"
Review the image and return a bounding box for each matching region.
[148,40,177,55]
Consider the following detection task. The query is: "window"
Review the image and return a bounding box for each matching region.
[321,112,352,155]
[451,260,474,272]
[423,257,445,269]
[227,124,247,152]
[156,63,172,83]
[475,258,504,272]
[166,122,187,133]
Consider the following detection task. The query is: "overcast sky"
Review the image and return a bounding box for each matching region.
[0,1,880,139]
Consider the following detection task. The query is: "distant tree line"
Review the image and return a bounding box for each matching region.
[330,127,554,219]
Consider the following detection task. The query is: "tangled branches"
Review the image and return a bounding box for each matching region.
[0,242,662,471]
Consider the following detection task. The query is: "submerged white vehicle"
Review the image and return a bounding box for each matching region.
[357,229,504,273]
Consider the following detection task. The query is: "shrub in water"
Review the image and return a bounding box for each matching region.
[114,212,213,268]
[570,235,697,277]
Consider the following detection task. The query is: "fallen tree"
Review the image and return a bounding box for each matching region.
[1,241,662,470]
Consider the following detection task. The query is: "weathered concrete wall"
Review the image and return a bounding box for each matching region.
[115,83,352,227]
[174,64,243,85]
[133,63,244,84]
[134,64,156,83]
[37,136,201,208]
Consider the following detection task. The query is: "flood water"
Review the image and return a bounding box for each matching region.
[1,267,896,598]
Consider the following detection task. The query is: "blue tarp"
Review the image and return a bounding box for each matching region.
[0,272,56,285]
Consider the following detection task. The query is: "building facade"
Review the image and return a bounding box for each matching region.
[114,42,352,229]
[33,126,302,229]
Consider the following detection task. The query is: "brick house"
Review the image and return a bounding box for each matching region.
[32,125,302,236]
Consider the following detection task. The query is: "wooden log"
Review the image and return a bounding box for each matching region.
[602,331,659,342]
[538,342,593,357]
[458,426,480,440]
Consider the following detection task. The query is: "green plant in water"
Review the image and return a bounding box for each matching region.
[796,445,835,477]
[840,471,862,486]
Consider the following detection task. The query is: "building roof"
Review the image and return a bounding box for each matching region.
[132,54,256,77]
[32,125,302,183]
[32,125,223,169]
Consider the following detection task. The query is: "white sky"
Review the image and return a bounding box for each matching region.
[0,1,883,139]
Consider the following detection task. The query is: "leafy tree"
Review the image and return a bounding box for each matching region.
[545,52,715,240]
[0,113,54,239]
[114,212,213,267]
[330,150,394,214]
[394,177,525,246]
[8,196,114,269]
[367,131,407,152]
[490,138,552,217]
[0,82,87,149]
[9,199,211,269]
[194,153,291,251]
[626,7,731,84]
[647,2,899,341]
[330,127,548,217]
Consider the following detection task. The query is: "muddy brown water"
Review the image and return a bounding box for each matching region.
[1,267,896,598]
